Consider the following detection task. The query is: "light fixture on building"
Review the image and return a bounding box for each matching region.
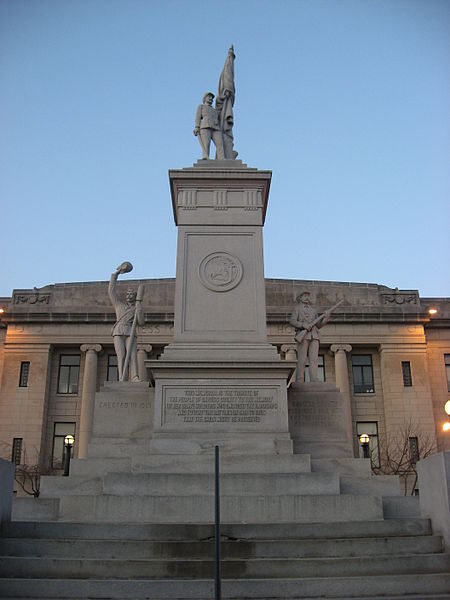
[63,434,75,476]
[444,401,450,433]
[428,308,438,316]
[0,308,4,314]
[359,433,370,459]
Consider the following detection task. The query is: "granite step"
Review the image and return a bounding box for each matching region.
[0,534,442,559]
[1,574,450,598]
[1,552,449,579]
[2,518,432,539]
[56,492,383,522]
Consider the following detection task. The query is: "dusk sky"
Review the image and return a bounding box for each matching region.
[1,0,449,299]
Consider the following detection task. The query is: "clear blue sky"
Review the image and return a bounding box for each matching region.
[1,0,449,298]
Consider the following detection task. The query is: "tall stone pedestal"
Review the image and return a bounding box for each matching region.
[147,161,295,454]
[288,382,354,458]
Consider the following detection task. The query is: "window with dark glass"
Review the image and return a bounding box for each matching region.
[107,354,119,382]
[356,422,380,467]
[19,362,30,387]
[11,438,23,465]
[445,355,450,392]
[52,422,76,469]
[402,361,412,387]
[409,436,419,464]
[304,355,325,382]
[352,355,374,393]
[57,355,80,394]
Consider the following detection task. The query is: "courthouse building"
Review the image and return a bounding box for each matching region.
[0,276,449,478]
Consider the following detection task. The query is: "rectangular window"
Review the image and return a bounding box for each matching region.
[304,354,326,382]
[18,362,30,387]
[57,355,80,394]
[409,436,419,464]
[402,361,412,387]
[107,354,119,382]
[356,422,380,467]
[445,355,450,392]
[352,355,375,393]
[11,438,23,465]
[52,422,76,469]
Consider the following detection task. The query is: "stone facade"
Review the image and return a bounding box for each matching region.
[0,279,449,481]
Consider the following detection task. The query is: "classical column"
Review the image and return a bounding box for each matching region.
[78,344,102,459]
[137,344,152,382]
[330,344,353,444]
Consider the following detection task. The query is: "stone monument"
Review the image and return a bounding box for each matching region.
[148,46,295,454]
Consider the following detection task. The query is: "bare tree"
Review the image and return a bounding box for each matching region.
[371,422,437,495]
[0,441,46,498]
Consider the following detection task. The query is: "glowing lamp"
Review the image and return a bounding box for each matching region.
[428,308,438,316]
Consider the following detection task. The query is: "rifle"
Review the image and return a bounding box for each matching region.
[294,298,344,344]
[122,284,144,381]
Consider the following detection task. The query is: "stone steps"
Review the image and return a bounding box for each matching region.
[1,519,448,599]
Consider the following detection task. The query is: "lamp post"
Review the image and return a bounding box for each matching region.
[359,433,370,459]
[63,434,75,476]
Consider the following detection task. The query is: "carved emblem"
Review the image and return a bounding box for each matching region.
[381,288,418,305]
[198,252,243,292]
[14,288,51,305]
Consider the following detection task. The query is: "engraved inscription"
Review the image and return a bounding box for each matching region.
[162,388,278,426]
[198,252,243,292]
[99,401,152,409]
[289,397,338,428]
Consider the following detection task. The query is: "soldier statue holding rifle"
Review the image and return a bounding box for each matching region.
[108,261,144,382]
[290,291,343,383]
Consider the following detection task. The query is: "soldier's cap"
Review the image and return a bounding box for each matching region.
[203,92,215,102]
[296,290,311,301]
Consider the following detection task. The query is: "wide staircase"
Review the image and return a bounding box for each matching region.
[1,518,450,599]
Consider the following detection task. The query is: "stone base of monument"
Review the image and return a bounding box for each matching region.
[18,381,407,525]
[288,382,354,459]
[147,360,295,455]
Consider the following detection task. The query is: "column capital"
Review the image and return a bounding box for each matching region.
[80,344,102,354]
[330,344,352,354]
[137,344,153,353]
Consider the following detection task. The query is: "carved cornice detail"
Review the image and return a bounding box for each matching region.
[14,288,51,305]
[381,289,419,305]
[213,190,228,210]
[179,189,197,210]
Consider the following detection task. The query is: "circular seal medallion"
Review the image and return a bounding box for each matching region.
[198,252,243,292]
